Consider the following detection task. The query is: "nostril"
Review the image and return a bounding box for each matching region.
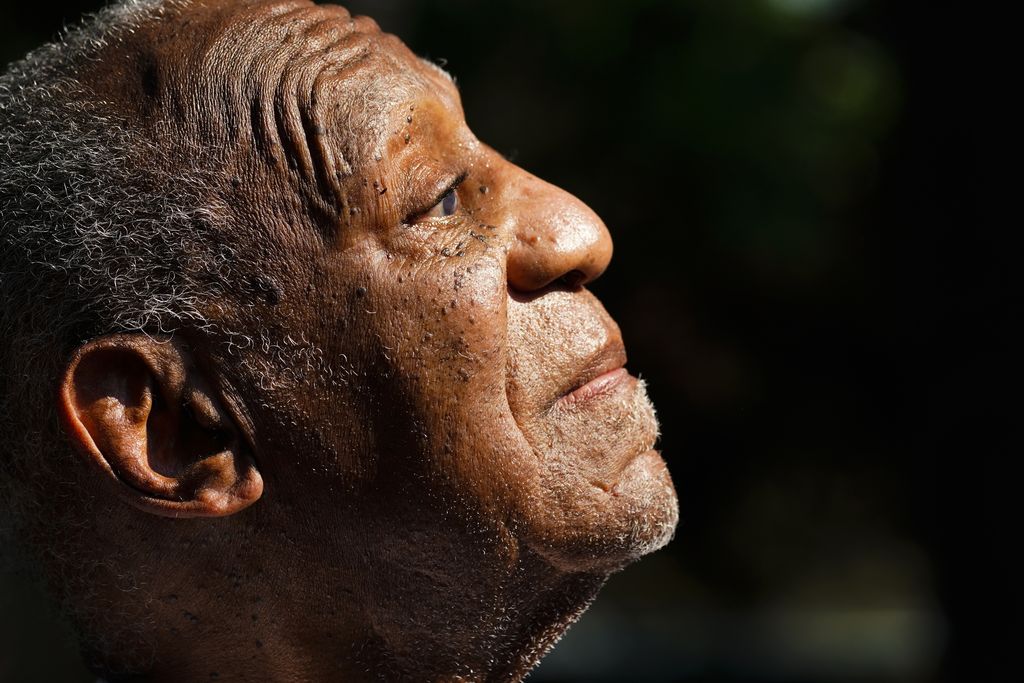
[559,269,587,290]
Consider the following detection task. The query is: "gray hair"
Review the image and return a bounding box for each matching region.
[0,0,224,561]
[0,0,346,573]
[0,3,356,674]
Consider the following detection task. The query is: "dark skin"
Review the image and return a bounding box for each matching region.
[53,1,678,680]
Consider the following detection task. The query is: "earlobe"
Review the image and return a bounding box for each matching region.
[58,335,263,518]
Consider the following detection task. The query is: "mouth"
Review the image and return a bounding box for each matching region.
[555,340,630,408]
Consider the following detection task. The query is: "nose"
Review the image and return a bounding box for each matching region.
[506,174,613,292]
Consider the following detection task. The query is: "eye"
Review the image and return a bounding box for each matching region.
[418,188,460,221]
[409,172,468,224]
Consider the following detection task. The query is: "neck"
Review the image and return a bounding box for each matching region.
[130,553,604,682]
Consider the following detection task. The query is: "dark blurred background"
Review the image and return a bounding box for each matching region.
[1,1,1009,681]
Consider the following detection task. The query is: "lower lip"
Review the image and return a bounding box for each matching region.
[561,368,630,406]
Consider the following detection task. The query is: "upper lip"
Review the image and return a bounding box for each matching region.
[557,338,628,403]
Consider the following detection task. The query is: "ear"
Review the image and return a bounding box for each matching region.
[58,334,263,518]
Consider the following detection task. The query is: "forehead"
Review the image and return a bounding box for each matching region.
[172,0,463,157]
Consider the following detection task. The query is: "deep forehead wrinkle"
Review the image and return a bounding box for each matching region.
[179,1,416,220]
[199,8,342,217]
[81,0,467,235]
[215,8,458,158]
[196,2,452,137]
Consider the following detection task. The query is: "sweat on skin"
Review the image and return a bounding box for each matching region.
[0,1,679,681]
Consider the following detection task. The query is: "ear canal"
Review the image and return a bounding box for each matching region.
[59,335,263,518]
[150,386,227,478]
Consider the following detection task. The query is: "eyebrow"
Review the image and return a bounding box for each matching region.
[418,57,459,89]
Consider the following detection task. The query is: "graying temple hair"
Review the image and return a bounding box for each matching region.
[0,0,225,559]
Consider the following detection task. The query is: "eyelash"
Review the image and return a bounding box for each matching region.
[407,171,469,224]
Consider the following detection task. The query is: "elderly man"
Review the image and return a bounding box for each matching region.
[0,0,678,680]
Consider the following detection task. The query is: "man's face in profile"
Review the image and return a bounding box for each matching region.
[3,0,678,678]
[208,0,678,570]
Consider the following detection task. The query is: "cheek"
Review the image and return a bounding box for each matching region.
[344,235,511,443]
[369,223,509,389]
[339,239,545,543]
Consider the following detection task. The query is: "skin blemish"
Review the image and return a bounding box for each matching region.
[373,180,387,195]
[355,286,367,298]
[479,185,489,195]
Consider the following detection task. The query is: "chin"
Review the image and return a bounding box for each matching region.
[534,449,679,574]
[512,374,679,577]
[518,382,680,574]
